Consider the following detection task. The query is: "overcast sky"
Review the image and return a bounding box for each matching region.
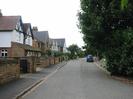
[0,0,84,47]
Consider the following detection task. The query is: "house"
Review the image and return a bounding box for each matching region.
[23,23,41,57]
[23,23,33,46]
[0,11,24,57]
[50,39,58,52]
[51,38,67,53]
[0,11,40,57]
[33,27,51,54]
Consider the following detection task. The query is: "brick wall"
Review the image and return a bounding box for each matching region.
[36,57,60,68]
[54,57,60,64]
[38,58,50,68]
[49,57,55,65]
[11,42,25,57]
[0,64,20,85]
[27,57,37,73]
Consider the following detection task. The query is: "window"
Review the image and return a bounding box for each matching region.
[1,49,8,57]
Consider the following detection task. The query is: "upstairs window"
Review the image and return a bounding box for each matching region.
[1,49,8,57]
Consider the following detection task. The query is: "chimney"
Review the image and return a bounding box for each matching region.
[32,26,38,32]
[0,9,3,16]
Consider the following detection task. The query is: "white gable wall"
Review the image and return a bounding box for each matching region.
[0,30,24,47]
[25,37,32,46]
[12,30,24,44]
[51,41,58,51]
[25,28,32,46]
[0,32,12,47]
[12,21,24,44]
[63,42,67,53]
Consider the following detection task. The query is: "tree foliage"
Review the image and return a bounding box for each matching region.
[67,44,84,59]
[121,0,128,10]
[78,0,133,75]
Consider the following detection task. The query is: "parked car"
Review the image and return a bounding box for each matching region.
[86,55,93,62]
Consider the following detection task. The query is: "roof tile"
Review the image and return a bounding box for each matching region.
[0,16,21,31]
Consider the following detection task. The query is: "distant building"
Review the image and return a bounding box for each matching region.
[33,28,51,54]
[50,39,58,52]
[51,38,67,53]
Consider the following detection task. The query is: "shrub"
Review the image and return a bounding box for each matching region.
[105,29,133,76]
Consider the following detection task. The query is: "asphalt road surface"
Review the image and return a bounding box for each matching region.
[23,59,133,99]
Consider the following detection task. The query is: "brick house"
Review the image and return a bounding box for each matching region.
[0,13,24,57]
[0,11,40,57]
[33,27,51,54]
[23,23,41,57]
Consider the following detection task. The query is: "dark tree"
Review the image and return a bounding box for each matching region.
[78,0,133,75]
[67,44,81,59]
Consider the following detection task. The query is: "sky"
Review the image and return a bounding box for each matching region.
[0,0,84,47]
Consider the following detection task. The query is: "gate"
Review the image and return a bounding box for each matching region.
[20,58,28,73]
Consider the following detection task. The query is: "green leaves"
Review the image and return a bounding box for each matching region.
[67,44,82,59]
[121,0,128,10]
[78,0,133,76]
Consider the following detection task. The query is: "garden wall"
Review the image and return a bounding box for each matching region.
[0,63,20,85]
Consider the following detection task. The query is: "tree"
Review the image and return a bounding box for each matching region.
[67,44,81,59]
[121,0,128,10]
[78,0,133,75]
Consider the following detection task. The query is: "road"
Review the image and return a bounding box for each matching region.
[23,59,133,99]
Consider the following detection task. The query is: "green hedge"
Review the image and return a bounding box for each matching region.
[105,29,133,76]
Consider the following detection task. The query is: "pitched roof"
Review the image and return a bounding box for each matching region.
[23,23,34,38]
[0,16,21,31]
[33,31,49,43]
[23,23,30,33]
[52,38,65,47]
